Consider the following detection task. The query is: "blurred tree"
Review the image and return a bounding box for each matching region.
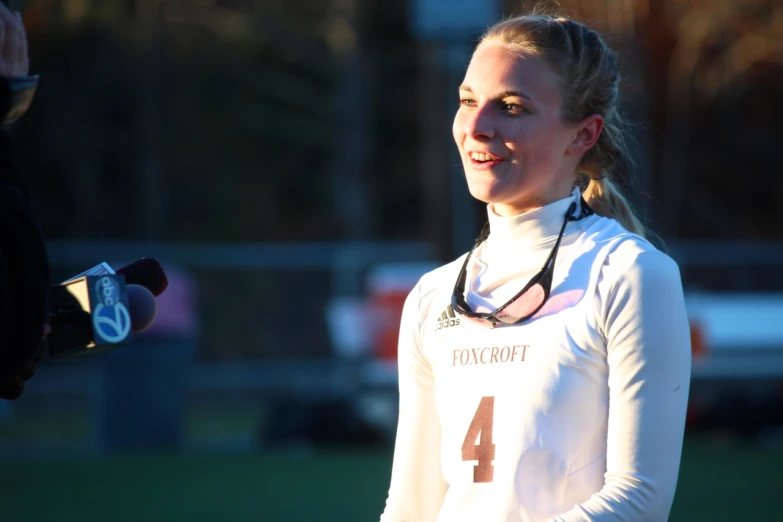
[654,0,783,239]
[506,0,783,244]
[325,0,376,240]
[17,0,341,242]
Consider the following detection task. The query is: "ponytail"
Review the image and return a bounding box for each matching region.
[582,177,646,236]
[578,114,647,237]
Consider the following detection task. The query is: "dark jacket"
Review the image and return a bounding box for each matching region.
[0,129,49,381]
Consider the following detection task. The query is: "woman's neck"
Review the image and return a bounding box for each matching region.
[485,187,580,247]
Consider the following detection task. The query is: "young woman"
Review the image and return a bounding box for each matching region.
[380,14,691,522]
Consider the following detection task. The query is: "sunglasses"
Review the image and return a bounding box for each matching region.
[451,198,593,328]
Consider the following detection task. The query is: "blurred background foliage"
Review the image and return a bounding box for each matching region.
[12,0,783,246]
[15,0,430,244]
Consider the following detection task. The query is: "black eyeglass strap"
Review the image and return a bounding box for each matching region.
[542,196,593,271]
[456,195,595,309]
[540,201,575,270]
[473,221,491,248]
[569,196,595,221]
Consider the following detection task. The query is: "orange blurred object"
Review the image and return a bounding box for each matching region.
[366,263,437,362]
[689,319,707,357]
[370,290,409,361]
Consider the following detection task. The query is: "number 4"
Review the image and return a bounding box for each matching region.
[461,396,496,483]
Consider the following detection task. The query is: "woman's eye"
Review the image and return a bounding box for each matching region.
[459,98,476,107]
[502,102,524,113]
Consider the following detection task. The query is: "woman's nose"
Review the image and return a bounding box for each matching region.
[464,105,495,139]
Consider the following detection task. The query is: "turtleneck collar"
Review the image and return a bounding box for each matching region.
[485,187,583,247]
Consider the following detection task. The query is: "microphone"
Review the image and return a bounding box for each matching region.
[67,258,169,297]
[46,272,159,358]
[116,258,168,297]
[125,284,157,332]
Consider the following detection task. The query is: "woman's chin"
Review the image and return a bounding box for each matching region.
[466,179,511,205]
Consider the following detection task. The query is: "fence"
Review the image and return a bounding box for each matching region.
[2,239,782,457]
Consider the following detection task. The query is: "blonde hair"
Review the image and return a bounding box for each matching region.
[480,15,646,236]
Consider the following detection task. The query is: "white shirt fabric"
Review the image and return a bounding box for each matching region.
[380,188,691,522]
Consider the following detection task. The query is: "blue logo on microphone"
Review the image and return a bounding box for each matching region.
[93,276,131,343]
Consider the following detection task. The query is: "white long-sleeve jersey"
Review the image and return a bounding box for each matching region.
[380,189,691,522]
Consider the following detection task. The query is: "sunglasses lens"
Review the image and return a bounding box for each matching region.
[494,283,546,324]
[465,315,495,327]
[463,304,494,327]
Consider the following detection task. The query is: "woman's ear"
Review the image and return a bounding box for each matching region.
[567,114,604,156]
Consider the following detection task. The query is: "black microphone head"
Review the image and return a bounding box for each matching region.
[126,284,157,333]
[116,258,168,297]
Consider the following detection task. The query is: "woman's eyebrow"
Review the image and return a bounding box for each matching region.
[499,90,533,102]
[457,85,534,103]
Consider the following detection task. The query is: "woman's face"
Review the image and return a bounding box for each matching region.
[453,43,595,216]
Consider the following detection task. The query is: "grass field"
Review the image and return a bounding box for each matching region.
[0,436,779,522]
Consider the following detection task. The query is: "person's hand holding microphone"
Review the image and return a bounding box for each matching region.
[0,3,28,74]
[0,1,37,124]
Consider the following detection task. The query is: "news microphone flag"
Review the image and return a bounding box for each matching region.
[63,262,115,281]
[47,274,132,357]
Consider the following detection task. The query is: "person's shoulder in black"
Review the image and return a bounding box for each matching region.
[0,127,49,399]
[0,4,50,399]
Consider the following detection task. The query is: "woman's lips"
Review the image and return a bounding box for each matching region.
[469,157,504,170]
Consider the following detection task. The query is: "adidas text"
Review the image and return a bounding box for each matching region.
[436,305,461,331]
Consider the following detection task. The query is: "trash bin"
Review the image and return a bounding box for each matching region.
[98,265,198,453]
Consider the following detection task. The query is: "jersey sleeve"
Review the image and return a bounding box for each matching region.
[380,281,448,522]
[551,244,691,521]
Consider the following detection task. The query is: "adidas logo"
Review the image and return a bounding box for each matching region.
[435,304,461,331]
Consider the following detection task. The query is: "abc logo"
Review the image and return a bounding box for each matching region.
[96,276,122,307]
[92,277,131,343]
